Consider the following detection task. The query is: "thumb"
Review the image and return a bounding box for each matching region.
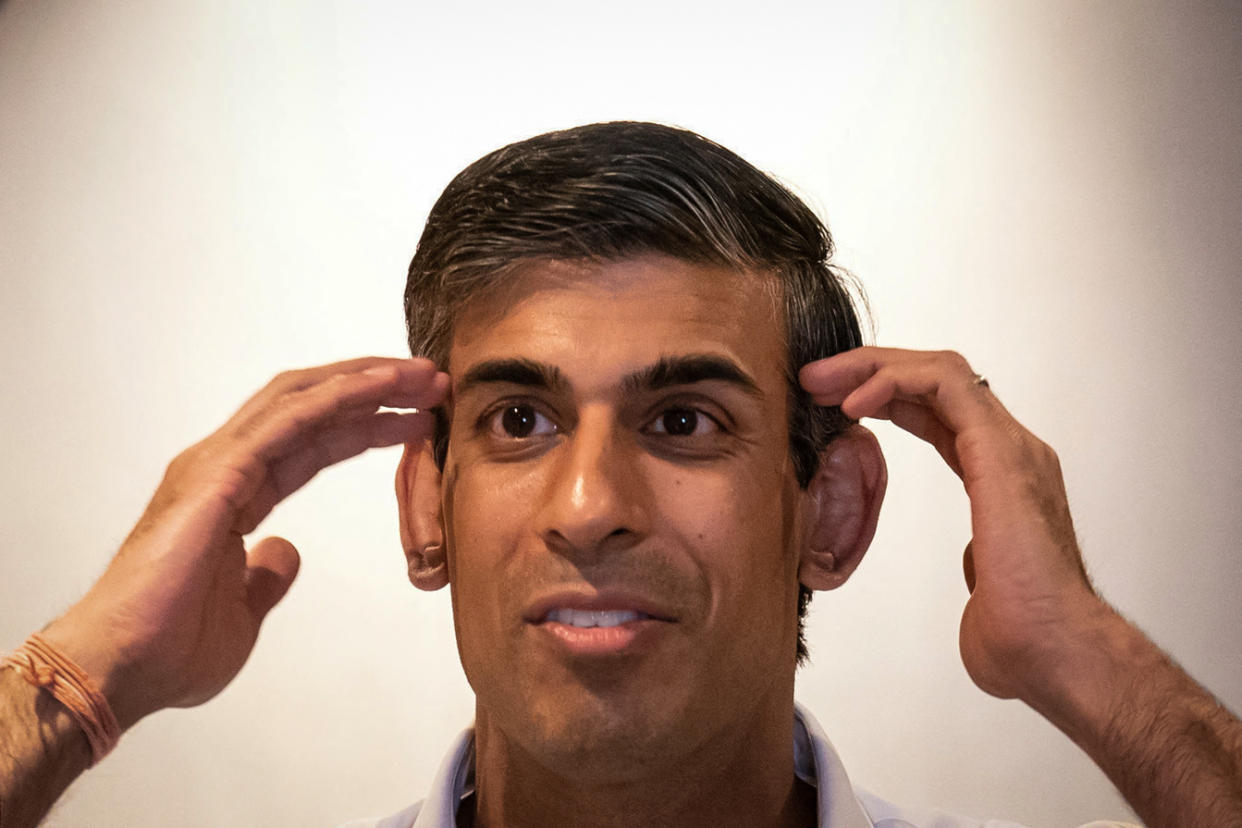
[244,536,301,621]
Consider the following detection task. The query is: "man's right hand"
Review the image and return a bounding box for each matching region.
[37,357,449,730]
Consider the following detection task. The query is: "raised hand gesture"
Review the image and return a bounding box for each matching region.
[801,346,1242,828]
[41,358,449,728]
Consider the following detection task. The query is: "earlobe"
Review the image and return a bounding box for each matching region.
[798,425,887,591]
[395,439,449,591]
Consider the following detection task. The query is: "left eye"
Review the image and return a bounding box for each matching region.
[646,407,718,437]
[487,404,558,439]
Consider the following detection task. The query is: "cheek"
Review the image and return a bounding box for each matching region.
[442,463,551,692]
[650,460,798,616]
[442,463,540,622]
[444,452,547,547]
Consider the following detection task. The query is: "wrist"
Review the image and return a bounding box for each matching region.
[38,613,148,733]
[1016,600,1165,749]
[1015,602,1242,826]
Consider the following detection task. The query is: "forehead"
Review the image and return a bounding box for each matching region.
[447,256,788,388]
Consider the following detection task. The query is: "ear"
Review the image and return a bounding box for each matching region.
[395,438,449,591]
[798,424,887,591]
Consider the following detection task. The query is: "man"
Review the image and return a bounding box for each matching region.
[1,122,1239,827]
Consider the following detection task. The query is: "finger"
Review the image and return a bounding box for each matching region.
[798,347,916,402]
[229,363,449,468]
[880,399,964,478]
[244,536,301,620]
[801,348,1000,436]
[223,357,448,435]
[800,347,980,401]
[234,410,437,534]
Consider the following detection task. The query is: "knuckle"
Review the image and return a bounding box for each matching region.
[269,383,311,413]
[167,442,205,475]
[269,368,312,392]
[937,350,971,372]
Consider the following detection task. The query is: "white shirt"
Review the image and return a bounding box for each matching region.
[340,703,1138,828]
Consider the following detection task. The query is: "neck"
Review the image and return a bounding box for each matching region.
[468,690,817,828]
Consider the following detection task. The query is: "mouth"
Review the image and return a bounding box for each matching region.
[543,608,654,628]
[526,593,677,656]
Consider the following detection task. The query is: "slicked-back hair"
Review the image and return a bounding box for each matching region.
[404,121,866,664]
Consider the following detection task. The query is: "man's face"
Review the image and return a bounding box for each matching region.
[439,255,809,775]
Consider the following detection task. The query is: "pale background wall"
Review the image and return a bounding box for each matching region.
[2,1,1239,825]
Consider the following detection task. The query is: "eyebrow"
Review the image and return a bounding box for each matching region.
[456,358,568,395]
[621,354,763,398]
[454,353,763,399]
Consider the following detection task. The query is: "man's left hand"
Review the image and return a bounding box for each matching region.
[799,346,1107,702]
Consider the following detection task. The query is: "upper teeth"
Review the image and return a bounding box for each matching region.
[546,609,647,628]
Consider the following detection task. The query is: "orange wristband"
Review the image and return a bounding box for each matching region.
[1,633,121,765]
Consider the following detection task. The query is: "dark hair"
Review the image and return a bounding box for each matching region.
[404,121,866,664]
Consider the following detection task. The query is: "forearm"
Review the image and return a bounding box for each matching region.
[1026,605,1242,828]
[0,666,93,828]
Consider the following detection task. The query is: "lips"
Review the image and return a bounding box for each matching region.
[525,591,677,656]
[525,591,677,626]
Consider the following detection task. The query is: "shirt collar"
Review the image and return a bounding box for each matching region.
[412,703,875,828]
[794,700,877,828]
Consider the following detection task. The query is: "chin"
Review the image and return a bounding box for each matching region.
[489,677,697,781]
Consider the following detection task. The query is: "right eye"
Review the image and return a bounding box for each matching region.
[486,404,558,440]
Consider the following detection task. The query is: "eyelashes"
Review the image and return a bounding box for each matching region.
[474,398,732,455]
[484,403,559,440]
[643,407,722,439]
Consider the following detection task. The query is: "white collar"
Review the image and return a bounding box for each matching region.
[400,701,875,828]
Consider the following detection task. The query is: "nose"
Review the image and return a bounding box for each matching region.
[535,407,647,556]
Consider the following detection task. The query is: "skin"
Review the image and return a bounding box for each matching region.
[402,257,828,827]
[1,357,451,826]
[3,255,1241,827]
[800,348,1242,826]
